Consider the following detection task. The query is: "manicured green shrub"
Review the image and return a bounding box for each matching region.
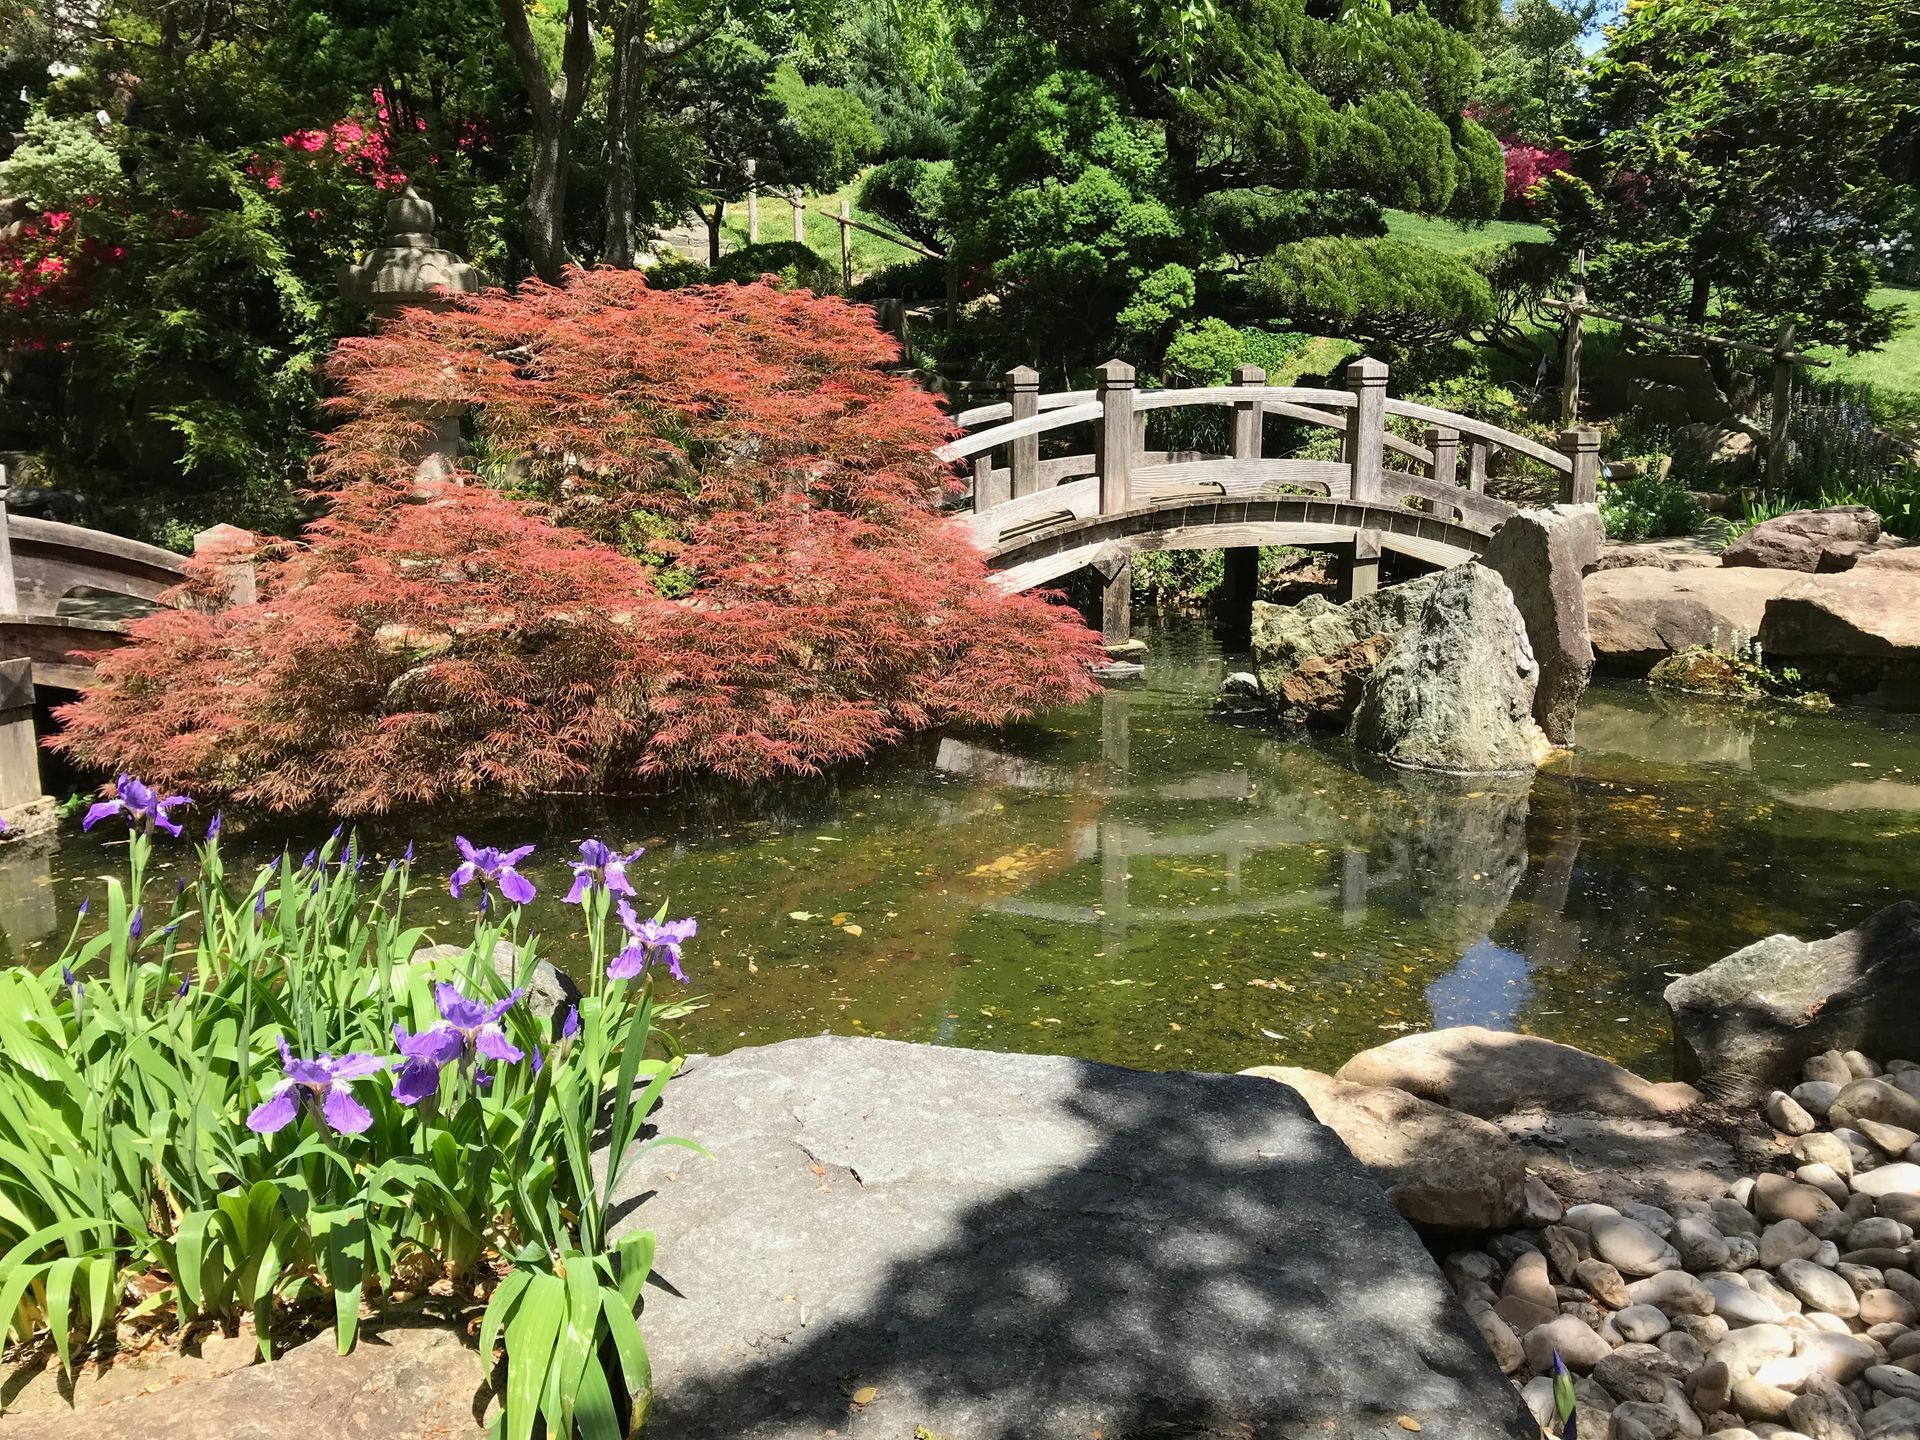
[1161,318,1311,385]
[849,255,947,302]
[1247,237,1495,351]
[1194,188,1385,261]
[857,157,952,253]
[705,240,841,294]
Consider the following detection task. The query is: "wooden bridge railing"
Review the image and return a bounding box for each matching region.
[940,357,1601,527]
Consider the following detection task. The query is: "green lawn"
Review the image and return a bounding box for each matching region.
[1382,209,1549,254]
[720,176,927,278]
[1814,285,1920,399]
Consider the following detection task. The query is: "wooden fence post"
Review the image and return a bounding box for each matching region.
[1231,363,1265,460]
[746,160,758,243]
[1344,357,1388,503]
[1559,427,1601,505]
[1560,249,1588,427]
[193,523,258,607]
[1008,365,1040,497]
[1768,322,1796,490]
[790,188,805,245]
[1426,425,1459,488]
[838,198,852,290]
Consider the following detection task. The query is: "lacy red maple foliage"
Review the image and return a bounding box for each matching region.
[54,270,1100,812]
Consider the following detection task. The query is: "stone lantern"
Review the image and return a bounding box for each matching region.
[341,187,483,483]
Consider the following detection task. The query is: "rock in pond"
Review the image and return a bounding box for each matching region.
[1336,1025,1703,1121]
[1479,504,1604,745]
[611,1035,1539,1440]
[1664,901,1920,1100]
[1349,563,1551,773]
[1241,1065,1529,1230]
[1249,574,1441,721]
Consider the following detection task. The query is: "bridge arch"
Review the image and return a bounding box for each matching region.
[942,357,1601,645]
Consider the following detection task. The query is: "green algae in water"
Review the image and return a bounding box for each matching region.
[7,622,1918,1080]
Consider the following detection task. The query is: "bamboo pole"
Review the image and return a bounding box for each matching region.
[838,198,852,290]
[746,160,758,243]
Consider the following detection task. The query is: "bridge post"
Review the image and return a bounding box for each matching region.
[0,657,48,822]
[1007,366,1040,497]
[192,524,258,607]
[1344,357,1388,503]
[970,455,1008,515]
[1425,426,1459,488]
[1467,440,1488,494]
[1558,427,1601,504]
[1094,361,1137,653]
[1230,364,1265,460]
[0,469,17,612]
[1335,529,1381,603]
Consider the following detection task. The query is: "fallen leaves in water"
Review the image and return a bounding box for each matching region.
[851,1384,877,1406]
[788,911,813,921]
[841,924,863,937]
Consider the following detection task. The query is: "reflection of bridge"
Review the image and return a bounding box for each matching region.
[939,358,1601,647]
[0,491,252,819]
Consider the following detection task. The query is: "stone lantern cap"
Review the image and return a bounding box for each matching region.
[340,186,483,310]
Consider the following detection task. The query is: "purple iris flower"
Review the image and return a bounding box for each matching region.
[448,837,536,906]
[205,810,222,841]
[253,890,267,917]
[247,1036,385,1135]
[610,900,696,982]
[435,981,526,1063]
[128,906,143,940]
[563,840,643,904]
[390,1021,462,1106]
[560,1004,579,1041]
[0,816,9,835]
[403,841,415,864]
[61,965,81,999]
[83,774,191,838]
[390,983,526,1105]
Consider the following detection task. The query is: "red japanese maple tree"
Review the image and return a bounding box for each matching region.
[55,270,1100,811]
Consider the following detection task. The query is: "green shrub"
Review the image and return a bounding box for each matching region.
[857,157,952,253]
[1247,237,1495,351]
[1194,188,1385,260]
[1161,318,1312,385]
[705,240,841,294]
[640,251,711,289]
[1601,467,1705,540]
[849,255,947,302]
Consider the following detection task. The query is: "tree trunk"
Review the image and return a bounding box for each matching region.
[707,202,725,265]
[495,0,595,283]
[600,0,651,268]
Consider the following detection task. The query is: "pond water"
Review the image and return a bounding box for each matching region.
[6,619,1918,1080]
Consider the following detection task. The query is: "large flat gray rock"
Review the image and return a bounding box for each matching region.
[616,1035,1537,1440]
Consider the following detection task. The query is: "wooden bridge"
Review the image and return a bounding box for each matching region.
[938,357,1600,647]
[0,492,253,821]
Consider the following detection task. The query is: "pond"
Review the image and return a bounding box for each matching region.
[7,619,1918,1080]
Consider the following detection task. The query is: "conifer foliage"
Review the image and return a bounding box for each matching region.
[55,271,1101,811]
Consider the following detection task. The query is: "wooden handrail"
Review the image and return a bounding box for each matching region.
[1380,399,1572,473]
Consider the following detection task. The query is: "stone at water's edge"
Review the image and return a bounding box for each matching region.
[1584,565,1806,672]
[1479,504,1602,746]
[1242,1064,1529,1230]
[1759,570,1920,659]
[1663,899,1920,1101]
[1249,572,1441,720]
[1348,564,1549,773]
[410,940,581,1032]
[1335,1025,1703,1122]
[614,1035,1538,1440]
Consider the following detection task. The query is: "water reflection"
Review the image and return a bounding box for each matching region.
[3,624,1917,1080]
